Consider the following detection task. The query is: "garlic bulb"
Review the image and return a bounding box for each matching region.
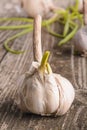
[16,59,75,116]
[19,0,54,18]
[15,15,75,116]
[74,26,87,54]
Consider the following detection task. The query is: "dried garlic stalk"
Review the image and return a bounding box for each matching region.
[15,15,75,116]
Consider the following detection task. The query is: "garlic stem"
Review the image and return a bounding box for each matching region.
[0,17,33,30]
[40,51,50,67]
[4,28,32,54]
[0,17,33,22]
[42,14,58,27]
[33,15,42,62]
[46,63,52,74]
[39,51,51,73]
[0,24,32,30]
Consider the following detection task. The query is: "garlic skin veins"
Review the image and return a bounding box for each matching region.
[16,61,75,116]
[19,0,54,18]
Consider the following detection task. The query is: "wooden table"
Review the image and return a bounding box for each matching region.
[0,1,87,130]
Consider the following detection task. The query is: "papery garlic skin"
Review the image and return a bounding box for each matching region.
[26,73,59,115]
[16,62,75,116]
[54,74,75,116]
[19,0,54,18]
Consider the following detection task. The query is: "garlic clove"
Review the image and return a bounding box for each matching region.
[54,74,75,116]
[15,74,29,112]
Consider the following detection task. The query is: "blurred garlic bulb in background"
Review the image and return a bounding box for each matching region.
[15,15,75,116]
[74,26,87,55]
[19,0,84,17]
[19,0,54,18]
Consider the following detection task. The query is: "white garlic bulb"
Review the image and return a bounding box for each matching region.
[19,0,54,18]
[15,15,75,116]
[15,53,75,116]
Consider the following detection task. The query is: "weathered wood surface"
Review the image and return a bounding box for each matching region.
[0,0,87,130]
